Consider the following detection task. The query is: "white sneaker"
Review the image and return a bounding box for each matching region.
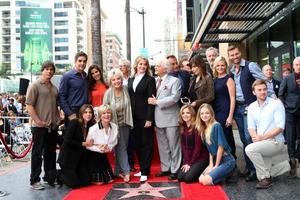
[31,182,45,190]
[0,191,7,197]
[134,172,141,177]
[140,175,148,182]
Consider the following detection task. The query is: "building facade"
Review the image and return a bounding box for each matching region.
[0,0,87,77]
[186,0,299,80]
[53,0,87,71]
[105,32,122,71]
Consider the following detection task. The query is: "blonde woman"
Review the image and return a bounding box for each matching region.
[212,56,236,159]
[197,104,235,185]
[128,56,156,182]
[86,105,118,185]
[103,68,133,182]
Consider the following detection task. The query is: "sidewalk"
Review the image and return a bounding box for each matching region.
[0,130,299,200]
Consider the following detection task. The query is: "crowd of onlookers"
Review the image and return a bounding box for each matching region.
[2,44,299,194]
[0,93,27,145]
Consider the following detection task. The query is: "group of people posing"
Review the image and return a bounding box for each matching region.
[25,44,300,191]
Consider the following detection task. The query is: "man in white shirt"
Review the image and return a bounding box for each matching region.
[246,80,290,189]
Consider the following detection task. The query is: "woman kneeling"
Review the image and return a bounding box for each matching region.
[196,104,235,185]
[177,105,209,183]
[86,105,118,185]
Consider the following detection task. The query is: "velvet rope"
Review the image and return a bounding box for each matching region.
[0,129,33,159]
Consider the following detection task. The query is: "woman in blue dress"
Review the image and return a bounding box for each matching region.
[197,104,235,185]
[212,56,236,159]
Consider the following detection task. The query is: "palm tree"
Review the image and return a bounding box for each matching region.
[90,0,103,70]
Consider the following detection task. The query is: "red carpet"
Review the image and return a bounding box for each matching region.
[63,139,229,200]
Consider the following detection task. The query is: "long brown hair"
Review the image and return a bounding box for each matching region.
[179,105,196,134]
[190,54,207,78]
[87,65,108,90]
[78,104,95,137]
[195,103,216,144]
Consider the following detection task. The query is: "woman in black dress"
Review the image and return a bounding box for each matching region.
[212,56,236,159]
[57,104,95,189]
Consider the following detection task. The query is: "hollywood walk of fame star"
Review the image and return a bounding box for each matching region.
[113,182,178,199]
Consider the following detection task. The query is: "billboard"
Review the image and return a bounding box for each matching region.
[21,8,53,73]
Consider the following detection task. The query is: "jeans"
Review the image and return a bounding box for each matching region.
[30,127,57,184]
[209,154,235,184]
[234,104,255,172]
[114,125,130,176]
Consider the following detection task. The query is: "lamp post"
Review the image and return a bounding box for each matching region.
[131,7,146,48]
[125,0,131,62]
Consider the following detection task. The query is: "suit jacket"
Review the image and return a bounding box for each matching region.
[272,78,281,97]
[188,75,214,108]
[128,74,156,122]
[169,70,191,98]
[278,73,300,113]
[57,119,88,169]
[154,75,181,128]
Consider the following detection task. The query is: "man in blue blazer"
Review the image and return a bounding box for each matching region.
[278,57,300,177]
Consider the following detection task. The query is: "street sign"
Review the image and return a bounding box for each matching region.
[139,48,148,58]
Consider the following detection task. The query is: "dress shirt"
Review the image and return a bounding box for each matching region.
[59,69,89,116]
[247,97,285,142]
[132,73,145,92]
[86,122,119,153]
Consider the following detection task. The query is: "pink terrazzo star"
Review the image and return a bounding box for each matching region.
[113,182,178,199]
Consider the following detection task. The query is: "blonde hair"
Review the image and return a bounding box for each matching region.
[97,104,113,122]
[107,68,124,86]
[179,105,196,134]
[131,56,152,77]
[213,56,228,78]
[195,103,216,144]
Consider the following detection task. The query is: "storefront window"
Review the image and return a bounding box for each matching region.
[270,16,291,51]
[294,5,300,56]
[257,30,268,67]
[247,37,257,62]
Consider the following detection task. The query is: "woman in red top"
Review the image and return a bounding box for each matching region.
[177,105,209,183]
[88,65,108,107]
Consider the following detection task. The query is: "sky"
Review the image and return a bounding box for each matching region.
[101,0,174,63]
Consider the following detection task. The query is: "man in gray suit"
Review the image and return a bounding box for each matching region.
[148,58,182,180]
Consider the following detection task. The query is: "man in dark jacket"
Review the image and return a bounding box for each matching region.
[262,64,281,97]
[278,57,300,177]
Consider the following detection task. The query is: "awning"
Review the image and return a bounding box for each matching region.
[192,0,292,44]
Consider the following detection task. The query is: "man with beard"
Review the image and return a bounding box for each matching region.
[228,45,275,182]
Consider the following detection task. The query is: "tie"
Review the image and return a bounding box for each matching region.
[156,78,162,90]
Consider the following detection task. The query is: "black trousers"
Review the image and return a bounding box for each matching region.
[133,118,154,176]
[177,159,209,183]
[127,129,136,168]
[30,127,57,184]
[286,107,300,159]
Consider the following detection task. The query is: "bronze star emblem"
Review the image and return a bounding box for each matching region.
[112,182,178,199]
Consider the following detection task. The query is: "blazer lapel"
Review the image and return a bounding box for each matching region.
[290,74,298,91]
[135,74,147,93]
[156,75,168,97]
